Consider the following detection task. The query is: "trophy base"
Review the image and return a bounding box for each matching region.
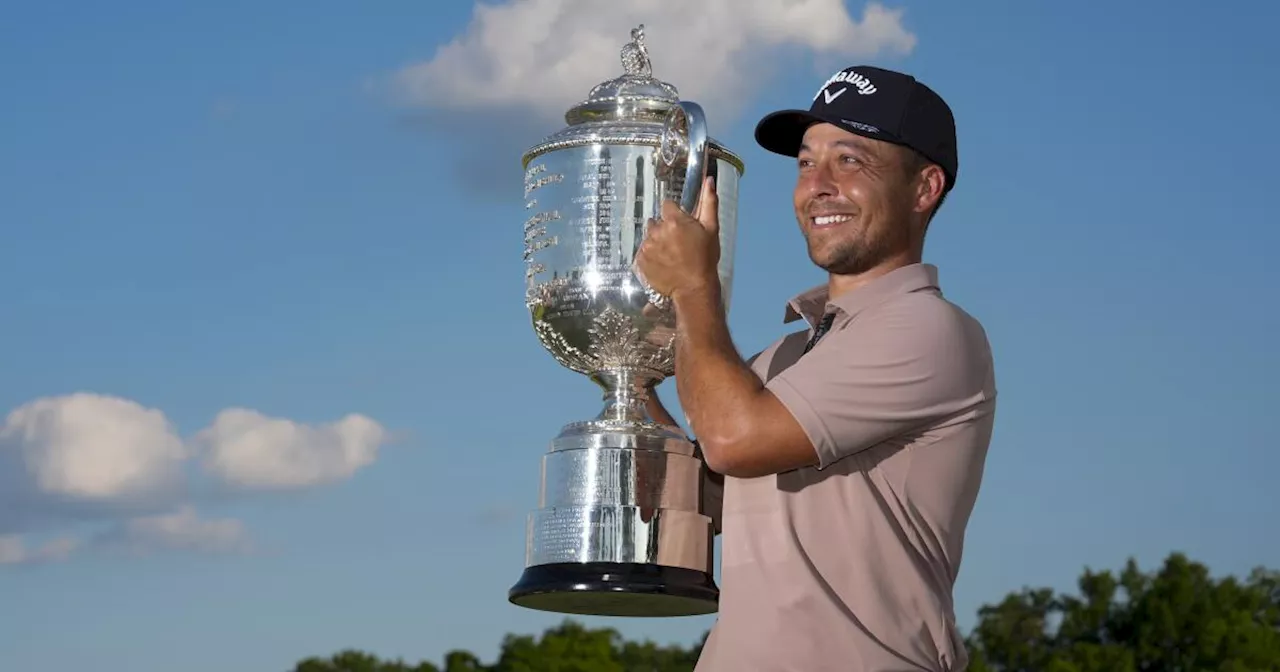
[508,561,718,617]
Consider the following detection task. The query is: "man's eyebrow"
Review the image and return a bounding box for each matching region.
[798,139,877,155]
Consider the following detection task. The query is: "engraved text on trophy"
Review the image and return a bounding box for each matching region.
[523,146,675,377]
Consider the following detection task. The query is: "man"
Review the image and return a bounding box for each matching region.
[634,65,997,671]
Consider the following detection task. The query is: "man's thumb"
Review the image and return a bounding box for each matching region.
[695,176,719,233]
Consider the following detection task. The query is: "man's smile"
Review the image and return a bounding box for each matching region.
[810,213,854,229]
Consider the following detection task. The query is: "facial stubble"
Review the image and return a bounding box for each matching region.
[803,216,902,276]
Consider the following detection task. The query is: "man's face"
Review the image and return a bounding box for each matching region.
[792,122,923,276]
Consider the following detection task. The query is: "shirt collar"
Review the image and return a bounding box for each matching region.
[783,263,941,326]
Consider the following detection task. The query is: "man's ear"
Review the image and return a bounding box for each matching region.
[914,163,946,216]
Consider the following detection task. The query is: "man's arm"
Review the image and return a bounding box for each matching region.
[634,182,811,478]
[636,180,991,478]
[673,287,993,478]
[644,387,724,487]
[642,383,682,433]
[672,285,819,478]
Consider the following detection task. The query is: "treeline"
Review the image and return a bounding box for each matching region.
[293,552,1280,672]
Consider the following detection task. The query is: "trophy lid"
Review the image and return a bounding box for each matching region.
[562,24,682,125]
[523,25,743,174]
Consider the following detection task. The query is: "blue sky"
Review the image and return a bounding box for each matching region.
[1,1,1277,670]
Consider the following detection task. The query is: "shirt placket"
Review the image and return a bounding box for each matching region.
[802,312,836,354]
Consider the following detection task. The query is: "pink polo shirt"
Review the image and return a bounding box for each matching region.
[696,263,997,672]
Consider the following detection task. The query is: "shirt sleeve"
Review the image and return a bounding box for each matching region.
[763,294,994,469]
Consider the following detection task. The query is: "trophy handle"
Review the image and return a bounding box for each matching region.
[644,101,710,310]
[663,101,709,215]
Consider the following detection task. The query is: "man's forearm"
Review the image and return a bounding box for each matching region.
[671,283,766,460]
[645,384,725,487]
[644,386,680,429]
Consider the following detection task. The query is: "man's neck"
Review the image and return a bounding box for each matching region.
[827,252,919,301]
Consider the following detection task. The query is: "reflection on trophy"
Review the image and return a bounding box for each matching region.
[508,25,744,617]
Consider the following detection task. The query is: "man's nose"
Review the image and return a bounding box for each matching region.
[801,163,838,198]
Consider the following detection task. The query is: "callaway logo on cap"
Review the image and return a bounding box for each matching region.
[754,65,959,191]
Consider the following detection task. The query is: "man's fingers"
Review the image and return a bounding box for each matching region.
[642,216,664,245]
[660,199,686,225]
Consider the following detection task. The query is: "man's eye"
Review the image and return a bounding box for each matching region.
[841,154,861,165]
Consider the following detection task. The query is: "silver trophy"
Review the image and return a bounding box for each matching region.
[508,25,744,618]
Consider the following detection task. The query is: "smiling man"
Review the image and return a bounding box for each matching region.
[635,66,997,671]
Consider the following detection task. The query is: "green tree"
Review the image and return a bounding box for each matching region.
[966,552,1280,672]
[295,552,1280,671]
[293,648,440,672]
[291,619,702,672]
[442,650,483,672]
[491,620,623,672]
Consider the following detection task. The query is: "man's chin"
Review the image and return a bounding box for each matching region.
[808,243,851,270]
[809,248,879,276]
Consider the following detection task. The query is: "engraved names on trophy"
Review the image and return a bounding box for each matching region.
[524,163,564,283]
[525,210,559,259]
[524,162,567,319]
[531,509,590,564]
[525,162,565,196]
[579,149,616,270]
[525,148,631,325]
[539,150,594,317]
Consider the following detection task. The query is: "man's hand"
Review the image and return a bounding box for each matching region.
[634,177,720,302]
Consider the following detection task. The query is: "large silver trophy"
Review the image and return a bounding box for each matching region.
[508,25,744,618]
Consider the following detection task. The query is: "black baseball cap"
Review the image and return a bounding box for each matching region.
[755,65,958,191]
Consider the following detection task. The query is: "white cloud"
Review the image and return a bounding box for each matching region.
[196,409,386,490]
[1,507,251,565]
[0,393,390,566]
[0,393,187,500]
[0,535,79,566]
[391,0,917,124]
[95,506,251,556]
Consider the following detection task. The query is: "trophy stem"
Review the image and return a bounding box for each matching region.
[590,368,664,426]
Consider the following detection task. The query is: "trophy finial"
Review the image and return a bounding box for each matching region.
[620,24,652,78]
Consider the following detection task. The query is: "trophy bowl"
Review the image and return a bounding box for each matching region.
[508,25,744,618]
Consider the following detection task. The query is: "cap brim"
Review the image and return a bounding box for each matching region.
[754,109,900,157]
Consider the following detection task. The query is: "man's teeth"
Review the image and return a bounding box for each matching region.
[813,215,852,225]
